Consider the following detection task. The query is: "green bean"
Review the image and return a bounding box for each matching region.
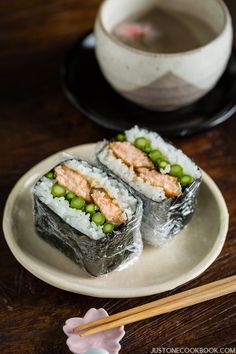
[134,137,150,150]
[158,160,170,169]
[86,204,97,215]
[144,144,151,153]
[66,192,76,201]
[92,212,106,226]
[180,175,194,187]
[51,184,67,198]
[169,164,183,178]
[70,196,86,210]
[45,171,55,180]
[103,223,115,234]
[116,133,126,142]
[149,149,163,163]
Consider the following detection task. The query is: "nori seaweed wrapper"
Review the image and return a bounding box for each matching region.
[132,177,201,246]
[33,162,143,277]
[95,141,202,247]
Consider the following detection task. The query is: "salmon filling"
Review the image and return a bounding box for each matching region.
[55,164,127,224]
[55,165,92,203]
[91,188,126,223]
[108,141,181,198]
[136,168,181,197]
[109,141,154,169]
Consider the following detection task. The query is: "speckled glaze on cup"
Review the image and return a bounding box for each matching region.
[95,0,233,111]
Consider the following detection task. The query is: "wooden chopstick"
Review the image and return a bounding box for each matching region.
[75,274,234,333]
[73,275,236,336]
[74,275,235,333]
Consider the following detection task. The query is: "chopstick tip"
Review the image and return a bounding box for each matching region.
[73,327,81,334]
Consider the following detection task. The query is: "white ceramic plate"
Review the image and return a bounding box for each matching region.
[3,144,229,298]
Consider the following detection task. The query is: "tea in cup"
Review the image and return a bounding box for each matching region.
[95,0,233,111]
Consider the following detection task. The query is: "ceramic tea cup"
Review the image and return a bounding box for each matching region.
[95,0,233,111]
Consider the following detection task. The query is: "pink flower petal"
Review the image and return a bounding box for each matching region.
[84,308,108,323]
[64,308,125,354]
[116,22,155,40]
[67,335,92,353]
[63,318,85,335]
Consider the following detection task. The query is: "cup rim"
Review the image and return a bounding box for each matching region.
[97,0,231,57]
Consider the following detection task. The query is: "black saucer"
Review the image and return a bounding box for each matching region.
[62,31,236,137]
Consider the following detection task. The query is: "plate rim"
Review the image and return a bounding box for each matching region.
[2,144,229,298]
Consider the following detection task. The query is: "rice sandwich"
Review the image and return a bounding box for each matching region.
[33,159,143,277]
[96,126,202,246]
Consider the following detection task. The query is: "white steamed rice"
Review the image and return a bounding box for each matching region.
[34,159,137,240]
[97,126,201,202]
